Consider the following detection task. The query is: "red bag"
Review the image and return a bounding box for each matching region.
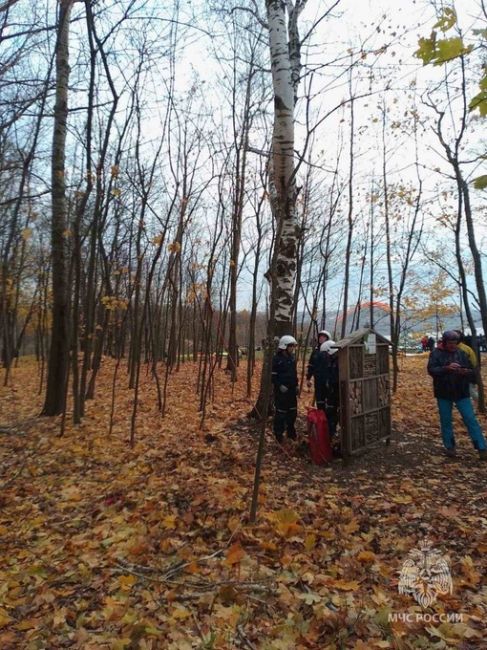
[307,407,332,464]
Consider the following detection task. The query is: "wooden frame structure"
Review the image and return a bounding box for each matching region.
[335,328,391,458]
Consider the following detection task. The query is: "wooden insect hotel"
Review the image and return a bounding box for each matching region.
[334,328,391,458]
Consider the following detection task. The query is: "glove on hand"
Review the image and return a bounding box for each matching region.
[279,385,288,394]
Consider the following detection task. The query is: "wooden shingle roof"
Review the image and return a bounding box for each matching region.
[332,327,391,349]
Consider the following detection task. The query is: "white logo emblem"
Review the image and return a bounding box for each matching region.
[399,539,453,607]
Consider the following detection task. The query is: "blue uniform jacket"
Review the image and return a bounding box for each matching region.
[272,352,298,389]
[307,347,337,384]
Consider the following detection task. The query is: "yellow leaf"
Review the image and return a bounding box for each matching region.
[52,607,67,627]
[277,584,295,607]
[61,486,82,502]
[259,539,277,551]
[168,241,182,253]
[371,588,389,606]
[304,534,316,552]
[111,641,132,650]
[320,529,336,541]
[0,609,12,629]
[15,617,42,630]
[392,495,412,504]
[162,514,177,530]
[270,509,302,538]
[227,516,241,533]
[171,605,191,620]
[213,604,241,626]
[21,228,32,241]
[353,641,372,650]
[357,550,376,563]
[119,574,137,591]
[144,624,162,636]
[460,555,481,585]
[121,610,138,625]
[329,579,360,591]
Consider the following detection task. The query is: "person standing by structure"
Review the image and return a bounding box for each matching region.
[319,340,340,437]
[272,336,299,443]
[454,330,477,368]
[427,330,487,460]
[455,330,480,402]
[306,330,330,411]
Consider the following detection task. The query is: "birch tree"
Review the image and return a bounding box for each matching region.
[266,0,303,337]
[247,0,307,424]
[250,0,338,519]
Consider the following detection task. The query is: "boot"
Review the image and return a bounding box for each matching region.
[479,449,487,461]
[444,447,456,458]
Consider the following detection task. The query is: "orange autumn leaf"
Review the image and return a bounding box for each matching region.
[184,561,200,574]
[225,542,246,566]
[343,519,360,534]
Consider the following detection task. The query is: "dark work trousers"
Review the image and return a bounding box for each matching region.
[314,380,328,412]
[325,383,339,437]
[273,389,297,441]
[315,380,339,437]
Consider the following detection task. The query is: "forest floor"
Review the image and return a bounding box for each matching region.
[0,355,486,649]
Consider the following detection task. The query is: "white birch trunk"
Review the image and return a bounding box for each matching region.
[266,0,302,331]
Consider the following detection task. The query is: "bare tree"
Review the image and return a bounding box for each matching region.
[42,0,75,416]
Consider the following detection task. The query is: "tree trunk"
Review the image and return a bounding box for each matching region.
[267,0,299,333]
[250,0,305,520]
[460,176,487,337]
[41,0,74,416]
[341,69,355,338]
[250,0,300,418]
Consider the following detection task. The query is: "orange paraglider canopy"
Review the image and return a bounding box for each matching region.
[355,301,391,313]
[336,301,391,321]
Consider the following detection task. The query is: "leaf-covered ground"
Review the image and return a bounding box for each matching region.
[0,355,486,649]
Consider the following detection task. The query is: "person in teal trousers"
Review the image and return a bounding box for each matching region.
[428,330,487,460]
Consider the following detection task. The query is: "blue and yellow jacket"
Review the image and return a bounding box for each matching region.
[427,347,475,401]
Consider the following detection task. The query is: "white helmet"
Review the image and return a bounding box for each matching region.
[320,340,337,354]
[318,330,331,339]
[278,335,298,350]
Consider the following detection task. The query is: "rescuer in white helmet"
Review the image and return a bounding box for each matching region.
[319,339,339,437]
[271,335,299,443]
[306,329,330,410]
